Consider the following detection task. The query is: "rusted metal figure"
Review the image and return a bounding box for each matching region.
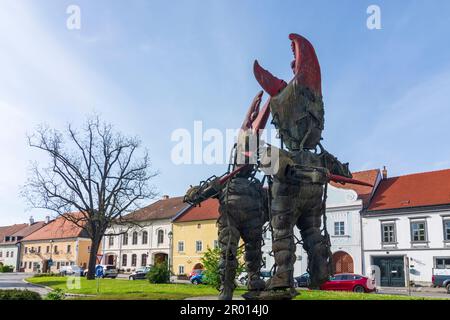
[253,34,354,299]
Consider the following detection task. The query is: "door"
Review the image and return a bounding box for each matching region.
[332,252,354,274]
[373,256,405,287]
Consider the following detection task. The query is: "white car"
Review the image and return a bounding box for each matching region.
[59,265,85,276]
[84,264,118,278]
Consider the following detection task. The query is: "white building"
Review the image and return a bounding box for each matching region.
[0,218,46,271]
[101,196,189,272]
[362,169,450,287]
[262,169,380,277]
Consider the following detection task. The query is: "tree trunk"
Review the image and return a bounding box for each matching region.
[86,236,102,280]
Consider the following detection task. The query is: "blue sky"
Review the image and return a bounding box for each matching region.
[1,0,450,225]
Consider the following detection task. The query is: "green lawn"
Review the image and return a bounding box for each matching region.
[27,276,434,300]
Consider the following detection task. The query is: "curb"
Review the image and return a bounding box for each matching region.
[22,278,53,292]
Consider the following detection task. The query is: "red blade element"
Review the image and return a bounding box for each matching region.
[218,165,249,185]
[251,98,271,134]
[289,33,322,96]
[253,60,287,97]
[241,90,263,129]
[328,174,374,187]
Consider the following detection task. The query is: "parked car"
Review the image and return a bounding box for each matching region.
[320,273,376,293]
[59,265,85,276]
[432,269,450,293]
[295,273,311,288]
[84,264,118,279]
[238,270,272,286]
[129,266,152,280]
[190,271,205,285]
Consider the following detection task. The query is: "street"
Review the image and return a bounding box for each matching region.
[0,273,51,296]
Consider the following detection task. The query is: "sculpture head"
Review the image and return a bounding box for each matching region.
[253,34,324,150]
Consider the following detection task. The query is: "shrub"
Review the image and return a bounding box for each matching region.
[32,272,62,278]
[0,265,14,273]
[0,289,42,300]
[45,288,65,300]
[200,247,245,290]
[146,262,170,284]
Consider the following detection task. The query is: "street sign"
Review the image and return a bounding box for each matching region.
[48,259,53,267]
[95,265,104,278]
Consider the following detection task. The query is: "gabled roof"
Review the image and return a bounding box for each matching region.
[173,198,220,223]
[10,222,46,241]
[367,168,450,212]
[22,214,87,241]
[0,224,28,244]
[330,169,380,207]
[123,196,189,222]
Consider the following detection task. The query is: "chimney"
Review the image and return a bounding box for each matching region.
[382,166,388,179]
[162,195,170,200]
[29,216,34,225]
[45,216,51,224]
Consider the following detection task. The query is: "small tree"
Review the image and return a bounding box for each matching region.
[22,115,158,280]
[146,262,170,284]
[201,247,245,290]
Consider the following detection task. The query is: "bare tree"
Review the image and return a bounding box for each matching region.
[22,116,158,279]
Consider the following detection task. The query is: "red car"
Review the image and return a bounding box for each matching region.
[320,273,376,293]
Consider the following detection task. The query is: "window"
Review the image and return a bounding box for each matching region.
[131,254,137,267]
[67,245,71,253]
[213,240,219,249]
[178,265,185,275]
[157,230,164,245]
[54,245,58,253]
[10,251,14,258]
[28,262,32,269]
[411,220,427,242]
[123,233,128,245]
[381,222,396,244]
[37,246,41,253]
[6,251,9,258]
[141,254,148,266]
[0,251,2,258]
[25,247,28,254]
[178,241,185,252]
[109,236,114,247]
[334,221,345,236]
[132,232,138,245]
[142,231,148,245]
[195,240,203,252]
[122,254,128,266]
[444,220,450,241]
[46,246,50,253]
[435,257,450,269]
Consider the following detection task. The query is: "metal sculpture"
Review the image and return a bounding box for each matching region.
[184,91,271,300]
[253,33,354,299]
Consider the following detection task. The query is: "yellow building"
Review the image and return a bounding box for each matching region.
[20,214,94,273]
[171,198,220,276]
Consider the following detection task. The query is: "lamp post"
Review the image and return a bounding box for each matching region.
[168,231,173,281]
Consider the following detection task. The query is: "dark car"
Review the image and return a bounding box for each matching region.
[295,273,311,288]
[129,266,152,280]
[432,269,450,293]
[320,273,376,293]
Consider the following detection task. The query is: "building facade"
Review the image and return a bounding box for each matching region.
[171,198,219,277]
[262,169,380,277]
[102,196,189,272]
[0,219,46,271]
[362,169,450,286]
[20,215,92,273]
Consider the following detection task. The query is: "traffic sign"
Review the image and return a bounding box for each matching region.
[95,265,104,278]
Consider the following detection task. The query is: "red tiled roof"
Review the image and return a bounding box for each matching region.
[123,196,189,222]
[22,213,87,241]
[368,169,450,212]
[11,222,46,239]
[173,198,220,223]
[330,169,380,207]
[0,224,28,244]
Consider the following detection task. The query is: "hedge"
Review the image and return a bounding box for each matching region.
[0,289,42,300]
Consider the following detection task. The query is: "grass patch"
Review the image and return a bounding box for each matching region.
[27,276,243,300]
[294,289,428,300]
[27,276,441,300]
